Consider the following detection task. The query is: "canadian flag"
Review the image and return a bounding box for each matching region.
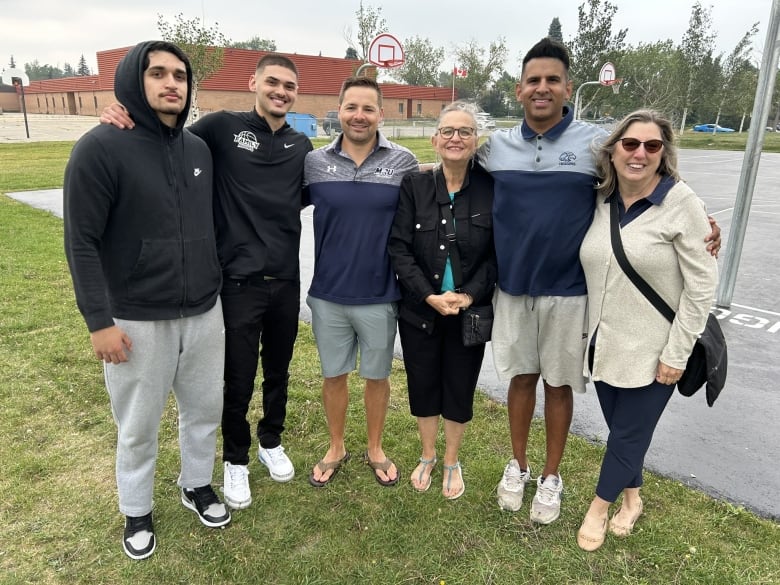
[453,66,468,78]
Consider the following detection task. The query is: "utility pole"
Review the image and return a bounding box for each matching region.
[717,0,780,307]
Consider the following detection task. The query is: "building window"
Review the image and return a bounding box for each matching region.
[398,102,404,114]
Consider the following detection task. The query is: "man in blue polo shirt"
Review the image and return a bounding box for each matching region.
[303,76,418,488]
[478,38,719,524]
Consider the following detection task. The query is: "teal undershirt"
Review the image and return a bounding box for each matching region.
[441,192,456,292]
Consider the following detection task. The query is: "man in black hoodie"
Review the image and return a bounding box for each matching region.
[64,40,230,561]
[102,54,313,509]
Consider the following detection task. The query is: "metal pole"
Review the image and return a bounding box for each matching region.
[15,81,30,139]
[355,62,372,77]
[573,81,600,120]
[716,0,780,307]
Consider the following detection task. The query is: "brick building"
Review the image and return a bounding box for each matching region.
[16,47,455,120]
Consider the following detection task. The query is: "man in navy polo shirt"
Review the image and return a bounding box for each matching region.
[303,76,418,488]
[478,38,719,524]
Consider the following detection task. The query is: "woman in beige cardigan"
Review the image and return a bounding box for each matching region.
[576,110,718,551]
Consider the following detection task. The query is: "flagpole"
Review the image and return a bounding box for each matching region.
[451,64,455,102]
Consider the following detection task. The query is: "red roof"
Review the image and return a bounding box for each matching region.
[26,74,100,92]
[24,46,453,101]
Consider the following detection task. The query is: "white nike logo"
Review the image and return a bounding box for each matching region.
[284,143,294,149]
[193,168,202,176]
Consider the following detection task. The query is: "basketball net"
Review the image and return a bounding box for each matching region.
[603,78,622,95]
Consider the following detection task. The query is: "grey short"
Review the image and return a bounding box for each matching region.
[306,296,398,379]
[491,290,588,393]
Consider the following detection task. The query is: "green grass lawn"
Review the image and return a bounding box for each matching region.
[1,142,778,584]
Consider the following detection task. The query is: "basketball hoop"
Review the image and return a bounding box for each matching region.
[603,78,622,95]
[377,59,404,69]
[368,34,405,69]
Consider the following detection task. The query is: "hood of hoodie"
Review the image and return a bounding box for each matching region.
[114,41,193,134]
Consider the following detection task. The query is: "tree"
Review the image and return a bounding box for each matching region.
[616,41,683,115]
[9,55,15,68]
[344,1,388,61]
[677,2,716,133]
[568,0,627,118]
[452,38,508,106]
[548,17,563,43]
[24,60,64,80]
[480,70,521,116]
[713,23,759,131]
[63,63,76,77]
[77,54,90,76]
[389,36,444,86]
[345,47,359,60]
[229,36,277,51]
[157,13,229,120]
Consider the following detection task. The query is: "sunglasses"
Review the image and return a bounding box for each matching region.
[618,137,664,154]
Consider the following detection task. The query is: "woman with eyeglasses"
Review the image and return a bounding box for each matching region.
[576,110,718,550]
[388,101,496,500]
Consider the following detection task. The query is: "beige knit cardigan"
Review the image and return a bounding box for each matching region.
[579,180,718,388]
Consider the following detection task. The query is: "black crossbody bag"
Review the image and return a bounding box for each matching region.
[608,195,727,406]
[440,201,493,347]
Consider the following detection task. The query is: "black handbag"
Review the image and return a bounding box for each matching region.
[608,196,727,406]
[440,200,493,347]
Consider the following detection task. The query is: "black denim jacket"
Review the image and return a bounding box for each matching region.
[388,161,497,332]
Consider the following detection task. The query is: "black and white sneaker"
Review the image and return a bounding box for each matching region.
[122,513,156,560]
[181,485,231,528]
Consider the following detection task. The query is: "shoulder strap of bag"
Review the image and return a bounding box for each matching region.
[609,195,675,323]
[440,200,464,289]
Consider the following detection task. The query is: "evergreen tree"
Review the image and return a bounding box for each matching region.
[548,18,563,43]
[76,54,90,76]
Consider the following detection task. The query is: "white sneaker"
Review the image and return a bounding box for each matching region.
[258,445,295,482]
[530,474,563,524]
[222,462,251,510]
[496,459,532,512]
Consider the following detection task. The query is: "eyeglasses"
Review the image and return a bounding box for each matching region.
[618,137,664,153]
[437,126,476,139]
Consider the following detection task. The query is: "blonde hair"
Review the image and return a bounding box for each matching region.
[595,109,680,197]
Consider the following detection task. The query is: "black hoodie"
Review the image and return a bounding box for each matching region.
[64,41,221,332]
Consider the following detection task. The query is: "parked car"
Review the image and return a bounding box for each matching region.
[322,110,341,136]
[693,123,735,133]
[475,112,496,130]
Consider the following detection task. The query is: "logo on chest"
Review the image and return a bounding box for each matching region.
[234,131,260,152]
[374,167,395,178]
[558,151,577,166]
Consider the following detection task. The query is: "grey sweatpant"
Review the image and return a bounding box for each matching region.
[104,300,225,517]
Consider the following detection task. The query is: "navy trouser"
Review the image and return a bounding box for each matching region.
[594,379,674,502]
[398,312,486,424]
[220,277,300,465]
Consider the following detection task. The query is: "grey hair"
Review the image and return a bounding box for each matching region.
[437,100,480,129]
[595,109,681,197]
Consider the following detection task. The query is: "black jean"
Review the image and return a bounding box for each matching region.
[220,277,300,465]
[398,312,486,424]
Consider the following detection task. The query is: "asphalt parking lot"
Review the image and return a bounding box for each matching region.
[4,113,779,520]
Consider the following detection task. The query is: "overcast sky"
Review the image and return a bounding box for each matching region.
[1,0,774,77]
